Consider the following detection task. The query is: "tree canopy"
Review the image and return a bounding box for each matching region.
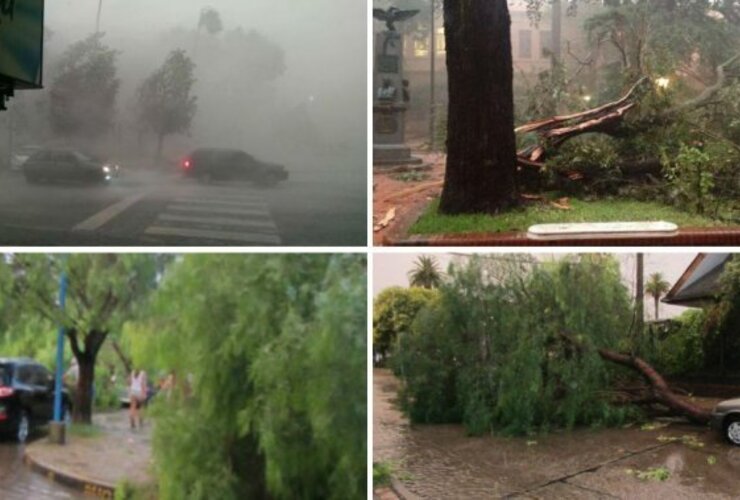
[373,286,439,360]
[137,49,197,159]
[395,255,641,435]
[0,254,165,422]
[49,33,120,140]
[126,254,366,500]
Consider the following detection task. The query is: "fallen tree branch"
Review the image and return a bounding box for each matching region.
[671,52,740,114]
[558,332,711,425]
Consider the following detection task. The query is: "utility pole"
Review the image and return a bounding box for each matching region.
[636,253,645,340]
[95,0,102,33]
[50,268,68,444]
[428,0,436,149]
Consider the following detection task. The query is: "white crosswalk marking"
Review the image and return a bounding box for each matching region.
[144,186,281,245]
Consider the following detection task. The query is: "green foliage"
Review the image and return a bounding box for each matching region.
[373,286,439,360]
[137,50,197,153]
[128,255,366,500]
[549,135,620,177]
[373,462,393,487]
[408,255,443,289]
[395,255,640,436]
[663,144,716,215]
[651,310,706,376]
[0,254,165,422]
[50,33,120,139]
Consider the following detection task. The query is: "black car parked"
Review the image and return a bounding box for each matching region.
[0,358,71,443]
[22,149,119,185]
[181,148,288,186]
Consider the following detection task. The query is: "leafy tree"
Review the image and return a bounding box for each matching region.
[438,0,518,214]
[137,49,197,161]
[701,255,740,373]
[49,33,120,139]
[645,272,671,320]
[395,254,712,436]
[373,286,439,361]
[407,255,443,289]
[0,254,163,423]
[198,7,223,36]
[127,254,366,500]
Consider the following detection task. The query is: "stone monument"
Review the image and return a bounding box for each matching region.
[372,7,422,166]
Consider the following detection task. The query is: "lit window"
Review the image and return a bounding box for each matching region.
[414,38,429,57]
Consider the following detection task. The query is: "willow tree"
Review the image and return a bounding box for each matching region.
[396,254,711,436]
[127,254,366,500]
[0,254,163,423]
[439,0,518,214]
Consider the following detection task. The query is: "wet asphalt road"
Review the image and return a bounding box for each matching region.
[374,368,740,499]
[0,439,80,500]
[0,162,366,246]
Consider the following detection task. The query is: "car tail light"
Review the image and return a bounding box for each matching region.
[182,158,191,169]
[0,386,13,397]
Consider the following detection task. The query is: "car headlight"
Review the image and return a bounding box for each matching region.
[102,166,111,173]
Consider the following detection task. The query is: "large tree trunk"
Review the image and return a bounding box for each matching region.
[68,329,108,424]
[75,354,95,424]
[439,0,518,214]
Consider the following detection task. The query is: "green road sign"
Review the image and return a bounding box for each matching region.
[0,0,44,89]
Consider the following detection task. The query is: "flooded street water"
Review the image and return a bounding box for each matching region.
[374,368,740,499]
[0,440,81,499]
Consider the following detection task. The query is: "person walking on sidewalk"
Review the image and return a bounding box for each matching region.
[129,368,148,430]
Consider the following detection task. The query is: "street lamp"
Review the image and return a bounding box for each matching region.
[49,268,68,444]
[655,77,670,89]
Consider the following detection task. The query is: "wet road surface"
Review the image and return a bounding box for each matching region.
[0,440,80,499]
[0,162,365,246]
[374,368,740,499]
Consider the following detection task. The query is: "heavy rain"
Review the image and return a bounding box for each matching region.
[0,0,367,246]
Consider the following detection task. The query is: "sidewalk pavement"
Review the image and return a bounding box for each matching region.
[25,410,153,494]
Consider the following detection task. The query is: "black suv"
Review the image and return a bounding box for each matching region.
[0,358,72,443]
[181,148,288,186]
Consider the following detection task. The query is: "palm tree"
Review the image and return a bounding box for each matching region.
[646,272,671,320]
[408,255,442,289]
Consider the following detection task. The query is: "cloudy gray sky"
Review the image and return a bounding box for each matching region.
[374,252,704,320]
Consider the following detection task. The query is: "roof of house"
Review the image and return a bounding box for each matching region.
[662,253,732,307]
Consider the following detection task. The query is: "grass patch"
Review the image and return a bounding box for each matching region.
[373,461,393,488]
[410,198,726,235]
[67,423,103,438]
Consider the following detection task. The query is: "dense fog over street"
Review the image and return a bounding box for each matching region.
[0,0,367,245]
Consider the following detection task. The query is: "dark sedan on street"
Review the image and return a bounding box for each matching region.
[711,397,740,446]
[22,149,119,185]
[0,358,71,443]
[181,148,288,186]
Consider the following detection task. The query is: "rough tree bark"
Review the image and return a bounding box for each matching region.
[68,328,109,424]
[439,0,518,214]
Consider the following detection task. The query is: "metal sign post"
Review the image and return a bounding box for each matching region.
[49,269,68,444]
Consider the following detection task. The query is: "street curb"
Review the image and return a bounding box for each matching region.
[24,446,116,498]
[386,227,740,246]
[390,477,422,500]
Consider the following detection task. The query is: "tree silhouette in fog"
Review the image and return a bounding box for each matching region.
[136,49,197,161]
